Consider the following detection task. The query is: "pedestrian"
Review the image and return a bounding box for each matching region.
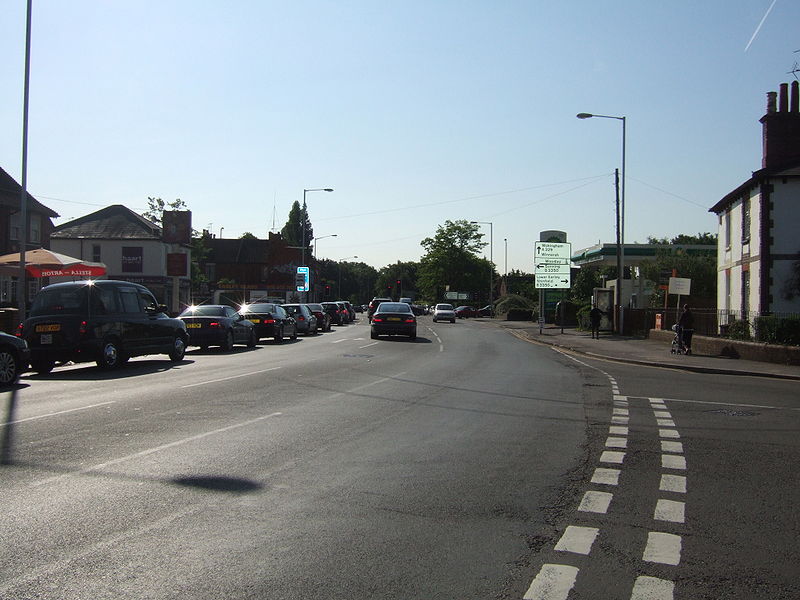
[678,304,694,354]
[589,305,604,339]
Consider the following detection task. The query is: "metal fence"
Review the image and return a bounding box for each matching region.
[625,308,800,340]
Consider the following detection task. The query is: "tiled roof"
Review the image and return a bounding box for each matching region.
[0,165,59,218]
[51,204,161,239]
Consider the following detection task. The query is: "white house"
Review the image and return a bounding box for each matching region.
[710,81,800,317]
[50,205,191,311]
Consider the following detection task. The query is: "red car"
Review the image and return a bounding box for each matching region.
[455,306,479,318]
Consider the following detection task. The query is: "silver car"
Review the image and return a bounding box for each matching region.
[432,303,456,323]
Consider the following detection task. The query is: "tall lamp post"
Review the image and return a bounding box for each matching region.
[577,112,626,334]
[470,221,493,309]
[301,187,333,301]
[313,234,338,259]
[337,256,358,299]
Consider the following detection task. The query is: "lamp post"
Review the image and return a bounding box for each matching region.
[470,221,493,309]
[301,187,333,301]
[577,112,626,334]
[337,256,358,299]
[313,234,338,259]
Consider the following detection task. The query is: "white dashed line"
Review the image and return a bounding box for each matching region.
[659,428,681,438]
[554,526,599,555]
[631,576,675,599]
[181,367,282,388]
[661,454,687,470]
[654,499,686,523]
[611,416,629,425]
[358,342,380,349]
[0,401,115,427]
[591,467,621,486]
[331,339,348,344]
[609,426,629,436]
[656,418,676,427]
[643,532,682,565]
[523,564,579,600]
[613,407,629,416]
[659,474,687,494]
[605,437,628,448]
[600,450,626,464]
[661,441,684,453]
[654,410,672,418]
[578,491,613,514]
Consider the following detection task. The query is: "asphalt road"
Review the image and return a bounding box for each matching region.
[0,317,797,599]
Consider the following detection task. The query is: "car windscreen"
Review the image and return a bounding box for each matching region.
[374,303,412,313]
[29,287,88,316]
[180,306,225,317]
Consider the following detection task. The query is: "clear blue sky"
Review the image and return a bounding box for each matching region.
[1,1,797,272]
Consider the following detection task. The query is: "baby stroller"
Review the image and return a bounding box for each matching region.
[670,324,690,355]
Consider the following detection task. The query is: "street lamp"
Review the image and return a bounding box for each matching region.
[470,221,493,310]
[337,256,358,299]
[313,234,338,259]
[301,187,333,301]
[577,112,626,334]
[301,188,334,268]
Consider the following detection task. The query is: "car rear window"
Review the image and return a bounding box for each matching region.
[180,305,225,316]
[243,303,276,313]
[375,302,412,313]
[29,287,88,316]
[436,304,454,310]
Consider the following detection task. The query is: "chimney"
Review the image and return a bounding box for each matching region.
[760,81,800,169]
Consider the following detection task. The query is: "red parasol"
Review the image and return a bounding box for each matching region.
[0,248,107,278]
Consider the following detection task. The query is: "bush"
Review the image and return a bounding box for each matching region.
[727,319,752,341]
[506,308,536,321]
[576,304,592,330]
[754,316,800,346]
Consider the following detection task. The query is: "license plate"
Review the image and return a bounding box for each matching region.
[248,318,261,323]
[35,324,60,333]
[186,323,201,328]
[387,317,401,322]
[40,334,52,344]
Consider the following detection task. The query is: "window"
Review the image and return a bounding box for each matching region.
[724,211,731,249]
[741,270,750,315]
[741,197,751,243]
[92,245,101,263]
[30,214,41,244]
[10,213,20,241]
[119,288,142,313]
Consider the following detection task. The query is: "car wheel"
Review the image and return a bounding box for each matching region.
[0,349,20,386]
[31,359,55,374]
[221,330,234,352]
[433,318,437,322]
[275,327,283,343]
[291,326,298,340]
[97,339,124,369]
[451,319,455,323]
[370,330,379,339]
[169,335,187,361]
[247,329,257,348]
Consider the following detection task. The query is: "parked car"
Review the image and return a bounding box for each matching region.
[340,301,356,322]
[306,303,332,332]
[367,297,392,321]
[321,301,347,326]
[282,304,318,335]
[0,331,29,387]
[432,303,456,323]
[20,280,188,372]
[177,305,257,350]
[455,305,479,318]
[239,302,297,342]
[478,305,494,317]
[370,302,417,340]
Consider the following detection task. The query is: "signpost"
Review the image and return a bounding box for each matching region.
[296,266,310,292]
[534,242,571,290]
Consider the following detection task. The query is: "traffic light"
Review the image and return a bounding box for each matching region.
[324,284,331,297]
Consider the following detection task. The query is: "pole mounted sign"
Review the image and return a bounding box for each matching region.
[534,242,571,289]
[296,266,310,292]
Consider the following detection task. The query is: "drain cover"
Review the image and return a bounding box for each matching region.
[706,409,758,417]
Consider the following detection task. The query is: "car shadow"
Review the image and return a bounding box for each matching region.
[186,345,261,355]
[22,358,195,381]
[373,336,432,343]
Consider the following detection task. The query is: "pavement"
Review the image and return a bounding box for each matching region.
[480,319,800,381]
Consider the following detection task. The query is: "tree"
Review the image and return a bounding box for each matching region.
[417,220,491,302]
[638,247,716,306]
[142,197,187,227]
[280,200,313,249]
[375,261,419,299]
[240,232,257,239]
[647,232,717,246]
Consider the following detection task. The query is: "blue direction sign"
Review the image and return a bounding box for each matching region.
[296,266,310,292]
